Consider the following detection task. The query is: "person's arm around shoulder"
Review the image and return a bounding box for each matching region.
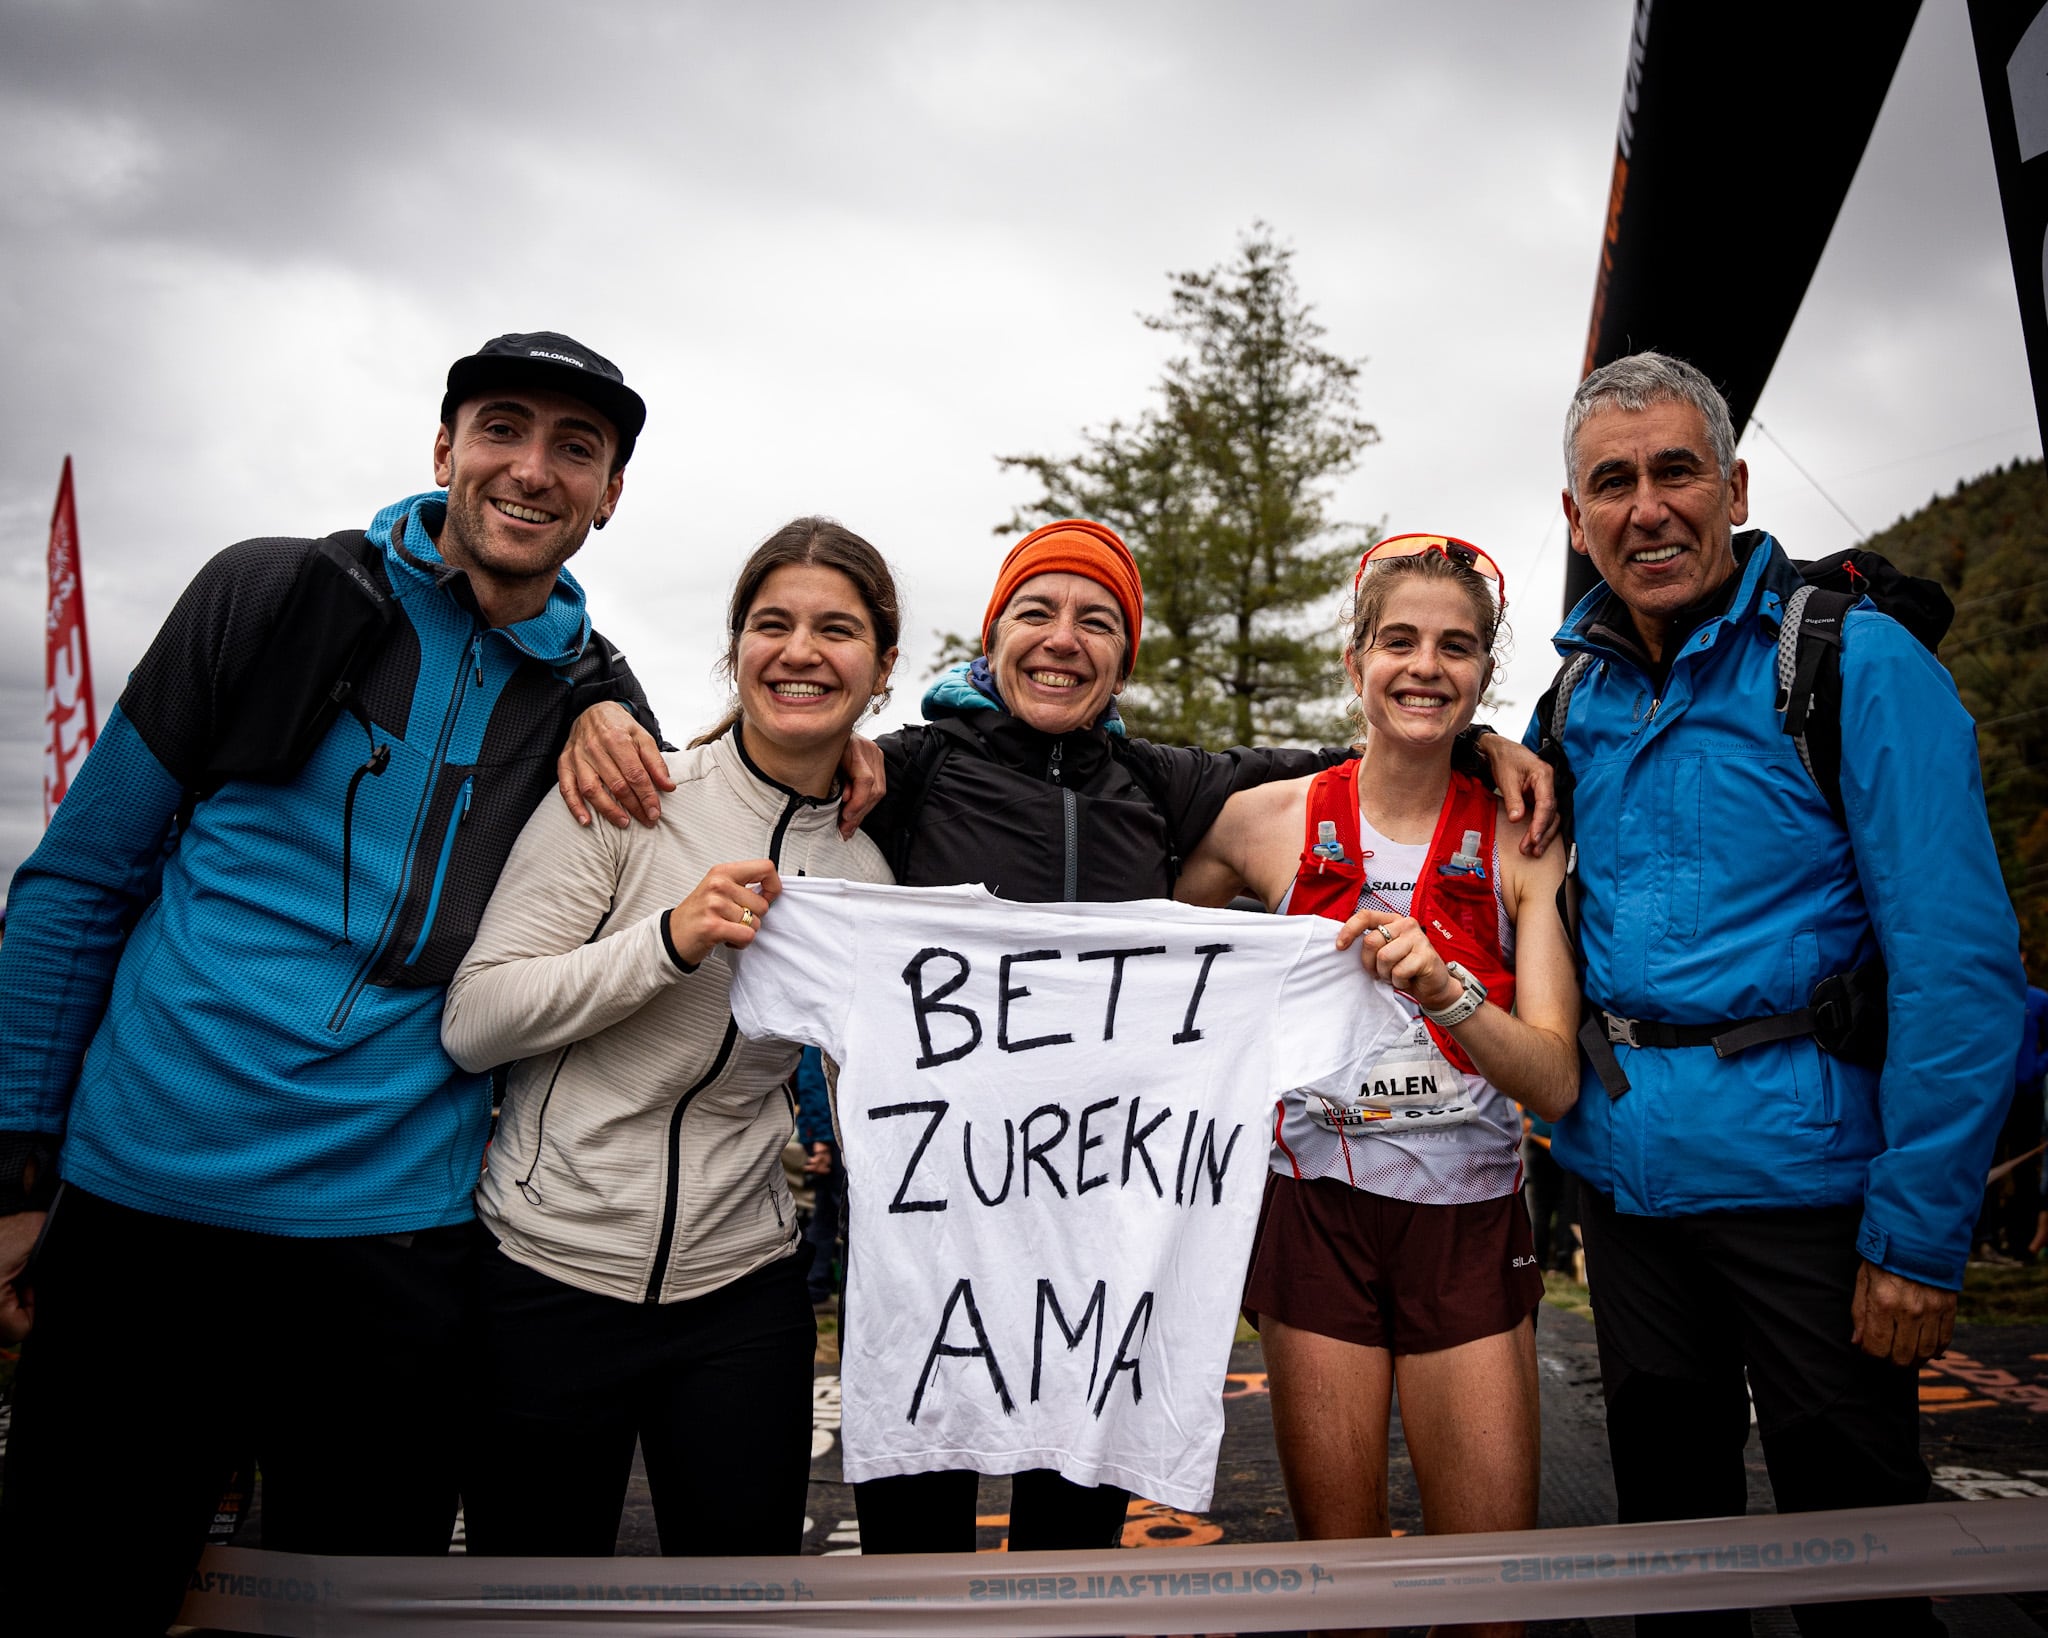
[552,627,680,830]
[556,701,675,830]
[443,788,640,1069]
[444,776,790,1070]
[1471,732,1562,856]
[1337,805,1578,1120]
[1175,775,1312,908]
[1836,609,2025,1364]
[1116,735,1348,877]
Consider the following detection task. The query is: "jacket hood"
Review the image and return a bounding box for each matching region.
[920,657,1126,736]
[367,489,593,670]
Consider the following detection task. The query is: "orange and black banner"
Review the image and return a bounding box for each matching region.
[1566,0,1922,610]
[1969,1,2048,457]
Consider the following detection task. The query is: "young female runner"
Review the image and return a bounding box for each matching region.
[1180,536,1579,1638]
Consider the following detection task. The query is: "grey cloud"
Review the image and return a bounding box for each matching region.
[0,0,2036,892]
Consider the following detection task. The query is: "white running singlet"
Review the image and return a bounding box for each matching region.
[1271,812,1522,1205]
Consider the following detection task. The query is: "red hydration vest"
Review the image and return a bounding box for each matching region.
[1285,758,1515,1074]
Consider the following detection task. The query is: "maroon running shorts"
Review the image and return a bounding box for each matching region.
[1242,1170,1544,1355]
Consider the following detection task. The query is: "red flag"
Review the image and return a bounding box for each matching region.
[44,456,98,822]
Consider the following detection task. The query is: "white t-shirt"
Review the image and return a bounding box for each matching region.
[728,876,1414,1510]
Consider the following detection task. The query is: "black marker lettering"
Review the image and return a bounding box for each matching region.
[1192,1118,1244,1207]
[1075,1097,1117,1195]
[867,1101,950,1213]
[998,949,1073,1053]
[910,1277,1013,1423]
[1121,1100,1172,1195]
[1173,1109,1199,1204]
[1172,943,1234,1044]
[1092,1289,1155,1417]
[962,1118,1015,1207]
[1021,1103,1071,1198]
[903,948,981,1069]
[1076,945,1166,1040]
[1031,1278,1107,1401]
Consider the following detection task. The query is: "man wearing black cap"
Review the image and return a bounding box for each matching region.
[0,332,668,1629]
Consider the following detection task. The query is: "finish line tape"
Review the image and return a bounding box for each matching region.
[176,1499,2048,1634]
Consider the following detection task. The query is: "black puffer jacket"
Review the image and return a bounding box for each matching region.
[864,706,1335,904]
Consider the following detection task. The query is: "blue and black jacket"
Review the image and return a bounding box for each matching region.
[1529,531,2023,1289]
[0,491,660,1236]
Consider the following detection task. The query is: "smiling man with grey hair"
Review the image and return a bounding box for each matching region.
[1532,351,2022,1637]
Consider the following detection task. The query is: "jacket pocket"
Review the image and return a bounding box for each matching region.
[372,761,476,988]
[510,1046,575,1208]
[1659,757,1701,944]
[1788,930,1836,1128]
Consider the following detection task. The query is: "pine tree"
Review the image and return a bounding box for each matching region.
[998,227,1378,748]
[1860,456,2048,965]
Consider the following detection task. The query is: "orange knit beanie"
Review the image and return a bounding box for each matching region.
[980,519,1144,676]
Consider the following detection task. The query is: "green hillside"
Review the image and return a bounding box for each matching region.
[1860,459,2047,967]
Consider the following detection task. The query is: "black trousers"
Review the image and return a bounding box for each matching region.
[853,1466,1130,1554]
[0,1184,473,1637]
[803,1143,845,1302]
[463,1238,815,1557]
[1524,1138,1581,1273]
[1578,1189,1940,1638]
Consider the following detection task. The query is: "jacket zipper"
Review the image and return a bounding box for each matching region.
[327,626,482,1031]
[402,776,473,966]
[1061,787,1078,901]
[1047,741,1079,900]
[643,788,805,1302]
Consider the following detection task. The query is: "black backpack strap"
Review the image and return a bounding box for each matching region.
[1776,585,1852,821]
[564,628,671,747]
[178,530,398,944]
[199,529,395,793]
[1535,653,1591,838]
[885,720,976,882]
[1107,736,1187,892]
[1537,651,1594,755]
[1535,653,1632,1096]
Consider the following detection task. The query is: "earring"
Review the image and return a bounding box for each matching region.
[593,514,609,531]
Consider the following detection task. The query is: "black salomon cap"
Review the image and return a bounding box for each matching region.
[442,331,647,467]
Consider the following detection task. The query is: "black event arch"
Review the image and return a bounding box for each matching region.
[1565,0,2048,613]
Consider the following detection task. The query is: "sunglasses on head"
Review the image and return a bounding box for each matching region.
[1354,533,1507,610]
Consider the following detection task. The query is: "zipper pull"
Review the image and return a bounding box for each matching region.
[456,776,474,823]
[1048,742,1064,783]
[471,632,485,687]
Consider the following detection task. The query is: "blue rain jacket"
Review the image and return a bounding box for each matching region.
[1528,532,2022,1289]
[0,493,649,1236]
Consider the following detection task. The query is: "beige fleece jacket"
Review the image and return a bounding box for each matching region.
[444,731,890,1304]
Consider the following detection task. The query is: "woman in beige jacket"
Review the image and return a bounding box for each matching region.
[442,518,898,1558]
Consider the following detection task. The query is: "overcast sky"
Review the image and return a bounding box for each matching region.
[0,0,2037,888]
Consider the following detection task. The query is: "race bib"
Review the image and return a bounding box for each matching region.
[1303,1024,1474,1132]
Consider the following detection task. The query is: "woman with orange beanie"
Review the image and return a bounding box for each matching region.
[849,520,1557,1555]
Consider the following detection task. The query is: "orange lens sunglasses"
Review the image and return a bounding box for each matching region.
[1354,533,1507,611]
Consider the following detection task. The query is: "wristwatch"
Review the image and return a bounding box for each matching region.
[1422,961,1487,1028]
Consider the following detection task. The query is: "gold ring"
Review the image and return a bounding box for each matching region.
[740,908,756,928]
